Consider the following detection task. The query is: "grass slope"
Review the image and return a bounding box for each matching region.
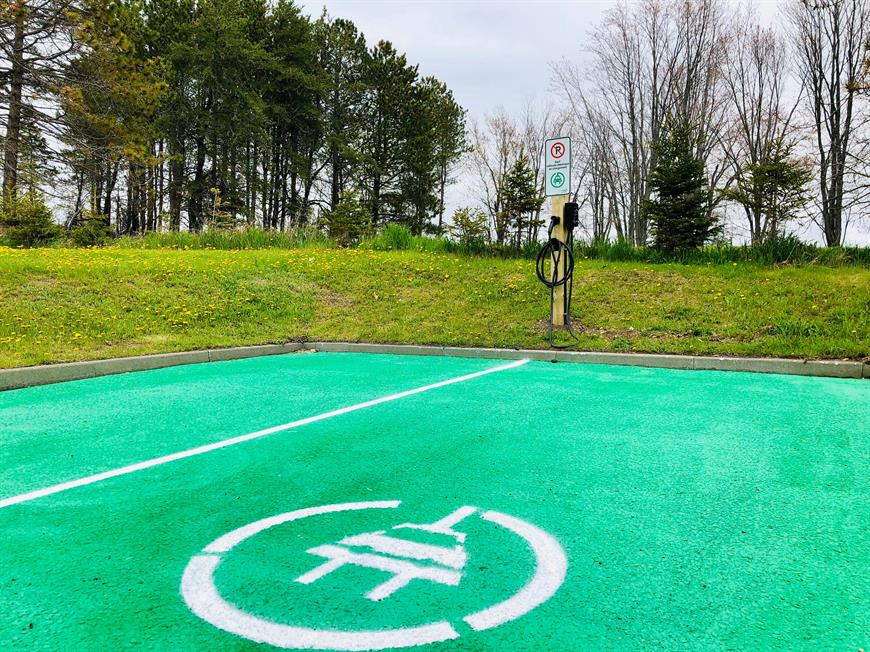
[0,246,867,368]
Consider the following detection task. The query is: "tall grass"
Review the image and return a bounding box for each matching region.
[571,235,870,267]
[51,222,870,268]
[360,224,452,254]
[358,228,869,268]
[112,226,332,250]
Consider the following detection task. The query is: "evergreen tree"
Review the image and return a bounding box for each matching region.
[186,0,270,231]
[358,40,417,226]
[400,77,440,234]
[323,191,371,245]
[2,0,466,235]
[427,79,467,232]
[143,0,197,231]
[0,191,61,246]
[2,0,83,198]
[262,0,321,229]
[313,14,367,214]
[60,0,166,229]
[497,154,542,247]
[642,119,719,252]
[448,206,489,245]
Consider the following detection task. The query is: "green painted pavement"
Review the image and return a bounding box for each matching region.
[0,353,500,498]
[1,352,868,651]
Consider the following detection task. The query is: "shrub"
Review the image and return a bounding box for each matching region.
[414,235,452,254]
[70,213,113,247]
[643,118,720,252]
[448,207,490,247]
[322,195,372,246]
[0,193,61,247]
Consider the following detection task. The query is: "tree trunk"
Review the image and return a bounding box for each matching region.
[102,163,120,223]
[437,162,447,232]
[372,173,381,226]
[168,135,184,231]
[190,136,206,231]
[330,142,340,211]
[2,9,25,198]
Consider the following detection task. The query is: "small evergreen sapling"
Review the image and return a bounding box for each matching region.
[642,119,720,252]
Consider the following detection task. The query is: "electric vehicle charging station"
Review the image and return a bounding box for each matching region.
[537,137,579,346]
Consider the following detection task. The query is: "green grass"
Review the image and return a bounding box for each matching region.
[0,245,868,368]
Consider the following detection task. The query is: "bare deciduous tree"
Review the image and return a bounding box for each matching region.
[722,13,801,243]
[467,110,522,245]
[788,0,870,245]
[552,0,729,245]
[518,101,572,242]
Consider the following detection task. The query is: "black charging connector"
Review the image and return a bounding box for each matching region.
[563,202,579,230]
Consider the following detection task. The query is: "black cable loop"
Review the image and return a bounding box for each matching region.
[535,217,579,348]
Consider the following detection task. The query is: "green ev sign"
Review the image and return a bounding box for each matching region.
[544,137,571,197]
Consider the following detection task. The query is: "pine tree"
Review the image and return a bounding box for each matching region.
[143,0,197,231]
[642,119,720,252]
[429,79,466,233]
[60,0,166,229]
[314,14,367,214]
[497,154,542,247]
[2,0,82,198]
[3,1,466,235]
[448,206,489,245]
[358,40,417,226]
[263,0,321,229]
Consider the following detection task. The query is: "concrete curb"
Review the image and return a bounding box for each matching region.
[0,343,303,391]
[205,342,303,362]
[692,355,862,378]
[307,342,864,379]
[554,350,694,370]
[0,341,865,391]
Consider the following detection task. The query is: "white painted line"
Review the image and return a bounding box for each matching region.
[463,510,568,631]
[0,360,529,510]
[298,545,462,601]
[394,505,477,544]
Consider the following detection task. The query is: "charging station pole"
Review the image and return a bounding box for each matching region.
[543,137,571,328]
[550,194,568,326]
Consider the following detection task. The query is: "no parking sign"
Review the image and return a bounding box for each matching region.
[544,137,571,197]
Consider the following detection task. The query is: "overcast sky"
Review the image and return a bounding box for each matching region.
[297,0,616,118]
[297,0,869,245]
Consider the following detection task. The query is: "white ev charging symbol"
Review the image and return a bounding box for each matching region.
[181,501,567,651]
[296,506,475,601]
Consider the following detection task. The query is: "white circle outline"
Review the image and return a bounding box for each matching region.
[181,500,567,650]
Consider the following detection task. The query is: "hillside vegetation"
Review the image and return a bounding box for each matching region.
[1,246,867,368]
